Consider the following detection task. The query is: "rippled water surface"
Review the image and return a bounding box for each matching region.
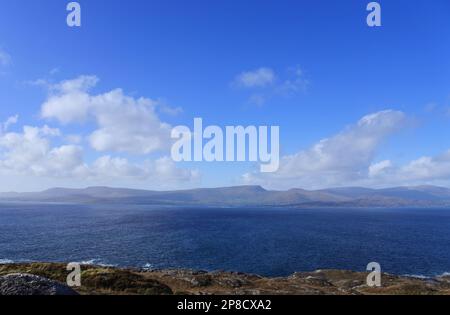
[1,203,450,277]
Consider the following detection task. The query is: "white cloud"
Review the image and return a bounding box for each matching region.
[41,76,95,123]
[0,125,72,177]
[0,49,11,66]
[244,110,408,189]
[2,115,19,132]
[368,160,392,177]
[43,145,86,178]
[158,103,183,116]
[367,151,450,186]
[276,67,309,96]
[86,155,199,185]
[88,89,172,154]
[90,155,145,179]
[41,75,173,154]
[401,153,450,181]
[233,66,309,106]
[234,67,275,88]
[51,75,99,94]
[0,76,199,189]
[152,156,200,182]
[0,124,198,185]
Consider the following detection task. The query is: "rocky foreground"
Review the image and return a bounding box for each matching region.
[1,263,450,295]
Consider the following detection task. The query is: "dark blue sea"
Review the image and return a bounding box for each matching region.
[1,203,450,277]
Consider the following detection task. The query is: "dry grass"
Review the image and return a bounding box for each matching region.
[1,263,450,295]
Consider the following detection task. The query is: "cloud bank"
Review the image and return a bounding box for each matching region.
[233,66,309,106]
[41,75,172,154]
[243,110,450,189]
[0,49,11,66]
[0,76,199,190]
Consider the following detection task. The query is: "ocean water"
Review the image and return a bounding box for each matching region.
[1,203,450,277]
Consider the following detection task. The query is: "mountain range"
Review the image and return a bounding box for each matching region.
[1,185,450,208]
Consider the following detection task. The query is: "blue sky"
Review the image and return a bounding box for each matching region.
[0,0,449,191]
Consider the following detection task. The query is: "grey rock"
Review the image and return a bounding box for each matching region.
[214,277,248,288]
[0,273,79,296]
[181,276,212,287]
[304,276,333,287]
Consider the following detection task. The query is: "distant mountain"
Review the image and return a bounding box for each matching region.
[1,185,450,208]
